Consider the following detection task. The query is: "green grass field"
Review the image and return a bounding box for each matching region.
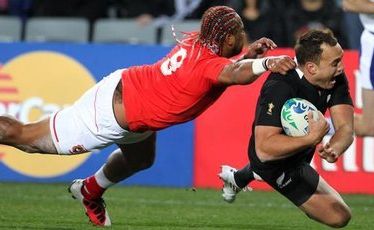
[0,183,373,230]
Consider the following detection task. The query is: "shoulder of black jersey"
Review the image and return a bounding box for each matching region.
[334,72,349,84]
[262,70,298,93]
[266,69,299,84]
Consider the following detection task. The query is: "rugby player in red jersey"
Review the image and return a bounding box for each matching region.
[0,6,296,226]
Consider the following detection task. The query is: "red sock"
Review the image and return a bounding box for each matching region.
[81,175,105,200]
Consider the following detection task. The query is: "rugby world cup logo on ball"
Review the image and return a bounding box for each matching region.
[281,98,318,137]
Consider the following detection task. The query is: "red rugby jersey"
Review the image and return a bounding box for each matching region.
[122,41,232,132]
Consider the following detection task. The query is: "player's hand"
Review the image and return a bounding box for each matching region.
[245,37,277,58]
[266,56,297,75]
[317,142,339,163]
[307,111,329,146]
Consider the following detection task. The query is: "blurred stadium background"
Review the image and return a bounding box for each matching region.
[0,0,373,229]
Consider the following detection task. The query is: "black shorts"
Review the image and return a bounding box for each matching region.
[252,161,319,206]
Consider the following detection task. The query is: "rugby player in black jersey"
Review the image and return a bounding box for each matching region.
[220,29,353,228]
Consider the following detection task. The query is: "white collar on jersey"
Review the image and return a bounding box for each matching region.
[293,57,304,79]
[295,68,304,79]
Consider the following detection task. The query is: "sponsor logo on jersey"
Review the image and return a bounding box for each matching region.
[267,102,274,115]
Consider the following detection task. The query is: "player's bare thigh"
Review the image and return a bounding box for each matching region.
[299,176,351,227]
[0,115,57,153]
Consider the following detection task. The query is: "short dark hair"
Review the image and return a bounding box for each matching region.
[295,29,338,66]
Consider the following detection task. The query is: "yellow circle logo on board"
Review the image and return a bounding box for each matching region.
[0,51,95,177]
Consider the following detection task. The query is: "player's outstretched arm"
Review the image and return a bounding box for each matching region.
[342,0,374,14]
[218,56,296,85]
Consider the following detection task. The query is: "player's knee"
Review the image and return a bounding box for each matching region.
[328,215,351,228]
[326,205,351,228]
[0,117,23,141]
[127,151,155,171]
[138,156,155,170]
[19,147,37,154]
[134,148,156,171]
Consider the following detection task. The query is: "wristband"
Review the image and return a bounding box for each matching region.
[252,58,268,75]
[263,58,269,70]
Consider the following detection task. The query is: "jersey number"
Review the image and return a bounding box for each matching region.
[160,47,187,76]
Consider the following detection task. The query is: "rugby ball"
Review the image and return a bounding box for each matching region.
[280,98,318,137]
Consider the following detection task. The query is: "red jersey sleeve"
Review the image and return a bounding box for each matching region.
[199,57,232,84]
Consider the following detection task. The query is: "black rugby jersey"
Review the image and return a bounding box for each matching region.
[248,69,353,169]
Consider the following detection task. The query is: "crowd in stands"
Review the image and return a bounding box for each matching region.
[0,0,363,49]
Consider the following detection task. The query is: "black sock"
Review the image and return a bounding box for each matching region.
[234,163,254,188]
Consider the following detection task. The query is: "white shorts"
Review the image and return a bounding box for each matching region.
[359,29,374,89]
[49,69,153,154]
